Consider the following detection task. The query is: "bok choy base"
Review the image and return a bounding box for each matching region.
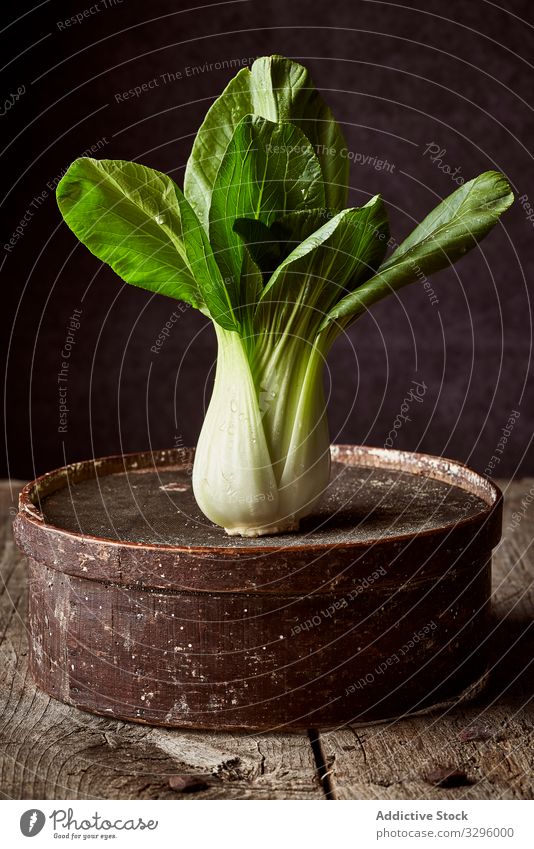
[56,55,514,536]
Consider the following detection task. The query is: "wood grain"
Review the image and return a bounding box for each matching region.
[1,479,533,799]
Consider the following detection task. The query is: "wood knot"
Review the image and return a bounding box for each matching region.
[424,766,474,788]
[457,722,495,742]
[216,756,246,782]
[168,774,210,793]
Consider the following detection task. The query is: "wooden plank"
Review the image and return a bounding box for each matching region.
[318,479,534,800]
[0,482,322,800]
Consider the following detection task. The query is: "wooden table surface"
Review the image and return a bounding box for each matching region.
[1,478,533,800]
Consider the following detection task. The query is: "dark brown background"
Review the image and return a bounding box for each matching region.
[2,0,533,480]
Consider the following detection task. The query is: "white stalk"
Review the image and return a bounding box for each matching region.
[192,326,331,536]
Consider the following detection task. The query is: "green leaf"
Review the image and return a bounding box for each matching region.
[322,170,514,329]
[184,55,349,228]
[56,157,238,331]
[258,195,389,333]
[274,208,336,248]
[232,218,286,279]
[233,209,336,281]
[208,115,325,316]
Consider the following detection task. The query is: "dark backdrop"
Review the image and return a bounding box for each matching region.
[2,0,533,481]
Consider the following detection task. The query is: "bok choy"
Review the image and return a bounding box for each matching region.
[56,55,514,537]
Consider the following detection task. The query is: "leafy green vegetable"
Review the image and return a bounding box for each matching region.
[258,197,389,340]
[208,114,325,324]
[184,55,349,227]
[56,157,238,330]
[322,170,514,329]
[56,55,514,538]
[232,217,287,280]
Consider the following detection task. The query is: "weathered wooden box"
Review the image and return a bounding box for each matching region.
[13,445,501,730]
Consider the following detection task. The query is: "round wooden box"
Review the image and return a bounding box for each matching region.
[13,445,501,730]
